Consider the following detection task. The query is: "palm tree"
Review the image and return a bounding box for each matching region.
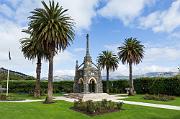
[20,32,47,98]
[118,38,144,95]
[28,0,75,103]
[97,51,119,93]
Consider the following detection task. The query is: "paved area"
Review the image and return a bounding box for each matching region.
[0,95,180,111]
[120,100,180,111]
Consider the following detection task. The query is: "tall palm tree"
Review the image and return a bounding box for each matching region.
[28,0,75,103]
[20,32,46,98]
[118,38,144,95]
[97,51,119,93]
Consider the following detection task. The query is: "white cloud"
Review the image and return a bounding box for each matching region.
[0,19,75,77]
[6,0,22,8]
[145,47,180,61]
[101,63,177,76]
[139,0,180,33]
[54,51,74,63]
[74,48,85,52]
[98,0,155,25]
[54,0,99,30]
[54,69,75,76]
[103,43,180,75]
[0,0,101,77]
[135,65,176,73]
[104,44,119,53]
[0,0,99,30]
[0,4,14,17]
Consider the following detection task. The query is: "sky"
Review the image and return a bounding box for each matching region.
[0,0,180,77]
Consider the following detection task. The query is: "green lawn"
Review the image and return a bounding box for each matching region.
[122,94,180,106]
[1,93,63,101]
[0,101,179,119]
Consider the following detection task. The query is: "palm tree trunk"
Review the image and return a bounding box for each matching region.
[106,68,109,93]
[34,56,41,98]
[46,52,54,103]
[129,62,134,95]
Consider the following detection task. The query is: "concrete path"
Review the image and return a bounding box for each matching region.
[0,99,43,103]
[118,100,180,111]
[0,95,180,111]
[54,96,180,111]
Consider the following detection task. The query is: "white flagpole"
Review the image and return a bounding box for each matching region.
[6,50,11,96]
[6,69,9,96]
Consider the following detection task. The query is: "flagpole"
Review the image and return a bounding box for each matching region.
[6,69,9,96]
[6,50,11,96]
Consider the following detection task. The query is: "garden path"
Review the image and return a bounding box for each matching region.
[0,95,180,111]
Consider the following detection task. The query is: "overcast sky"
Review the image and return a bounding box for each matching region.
[0,0,180,77]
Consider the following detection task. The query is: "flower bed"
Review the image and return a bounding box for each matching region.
[143,94,175,101]
[72,99,123,116]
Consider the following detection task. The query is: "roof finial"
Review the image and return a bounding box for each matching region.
[86,34,90,56]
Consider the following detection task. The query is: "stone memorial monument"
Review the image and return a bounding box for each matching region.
[73,34,103,93]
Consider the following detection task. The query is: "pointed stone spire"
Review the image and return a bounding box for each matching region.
[84,34,92,68]
[86,34,90,56]
[76,60,78,68]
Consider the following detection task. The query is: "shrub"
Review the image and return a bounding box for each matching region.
[102,80,129,94]
[0,80,74,94]
[134,77,180,96]
[1,77,180,96]
[143,94,175,101]
[0,94,7,100]
[73,99,123,115]
[117,102,123,110]
[86,100,95,113]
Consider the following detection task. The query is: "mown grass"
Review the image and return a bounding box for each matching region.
[122,94,180,106]
[0,93,63,101]
[0,101,179,119]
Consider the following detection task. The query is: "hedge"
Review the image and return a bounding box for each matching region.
[0,80,73,94]
[0,77,180,96]
[134,77,180,96]
[0,80,128,94]
[102,80,129,93]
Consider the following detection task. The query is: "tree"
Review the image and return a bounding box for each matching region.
[97,51,119,93]
[118,38,144,95]
[28,0,75,103]
[20,32,47,98]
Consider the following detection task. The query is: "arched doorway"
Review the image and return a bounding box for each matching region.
[88,78,97,93]
[78,78,84,93]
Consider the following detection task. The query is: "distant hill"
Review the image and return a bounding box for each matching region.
[0,67,35,80]
[41,71,179,81]
[42,75,74,81]
[144,72,178,77]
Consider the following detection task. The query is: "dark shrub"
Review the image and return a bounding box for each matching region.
[117,102,123,110]
[86,100,95,113]
[134,77,180,96]
[143,94,175,101]
[0,94,7,100]
[73,99,123,115]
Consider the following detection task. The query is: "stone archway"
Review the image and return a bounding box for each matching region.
[88,77,97,93]
[78,78,84,93]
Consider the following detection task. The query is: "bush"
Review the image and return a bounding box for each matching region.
[0,94,7,100]
[102,80,129,94]
[73,99,123,115]
[117,102,123,109]
[143,94,175,101]
[0,80,74,94]
[134,77,180,96]
[1,77,180,97]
